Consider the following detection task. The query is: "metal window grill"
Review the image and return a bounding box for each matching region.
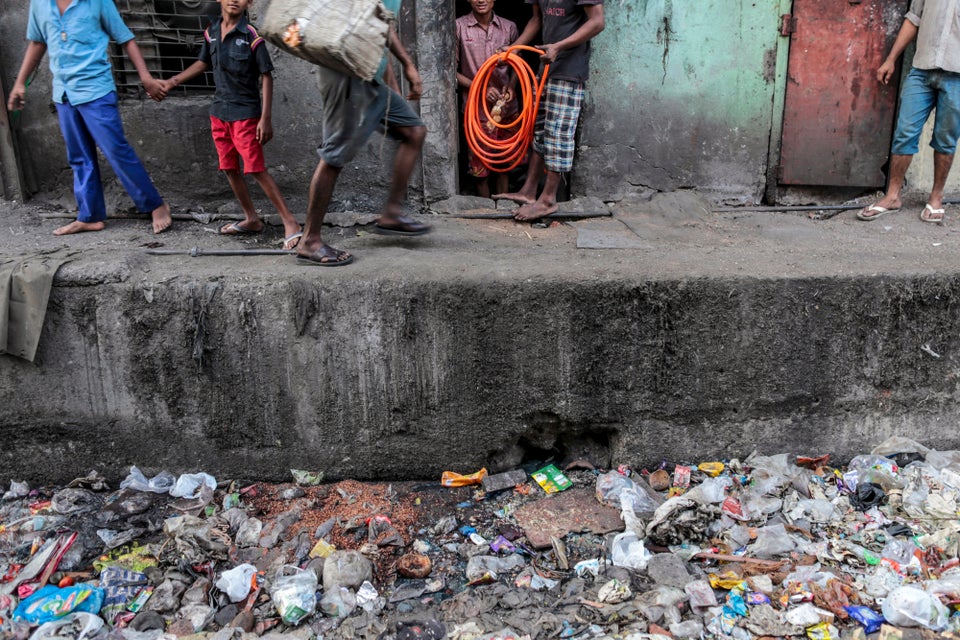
[110,0,218,97]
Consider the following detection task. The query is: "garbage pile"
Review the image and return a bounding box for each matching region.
[3,437,960,639]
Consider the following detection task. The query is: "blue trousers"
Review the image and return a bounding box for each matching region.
[56,92,163,223]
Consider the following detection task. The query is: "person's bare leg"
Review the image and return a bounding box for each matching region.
[921,151,954,222]
[221,169,263,233]
[494,171,509,196]
[514,170,561,221]
[861,154,912,219]
[251,170,302,246]
[53,220,106,236]
[151,202,172,234]
[475,176,491,199]
[929,151,954,209]
[494,152,541,204]
[380,124,426,221]
[297,160,351,264]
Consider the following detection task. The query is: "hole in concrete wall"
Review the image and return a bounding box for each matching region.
[488,411,615,472]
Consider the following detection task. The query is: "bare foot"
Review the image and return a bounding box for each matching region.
[514,200,558,221]
[152,203,173,234]
[492,191,536,205]
[53,220,105,236]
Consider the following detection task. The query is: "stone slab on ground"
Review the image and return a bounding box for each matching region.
[512,487,623,549]
[645,552,694,588]
[569,219,652,249]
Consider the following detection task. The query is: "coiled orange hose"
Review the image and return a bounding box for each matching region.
[464,45,549,174]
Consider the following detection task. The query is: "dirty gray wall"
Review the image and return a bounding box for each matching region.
[4,266,960,484]
[0,0,456,210]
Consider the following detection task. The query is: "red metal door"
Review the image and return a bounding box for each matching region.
[779,0,907,187]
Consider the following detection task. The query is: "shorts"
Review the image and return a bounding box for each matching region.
[891,68,960,156]
[210,116,266,173]
[316,66,425,168]
[532,79,584,173]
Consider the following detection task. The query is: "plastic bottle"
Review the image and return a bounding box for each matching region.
[844,541,880,566]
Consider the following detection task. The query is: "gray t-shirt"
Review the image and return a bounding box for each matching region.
[906,0,960,74]
[528,0,603,83]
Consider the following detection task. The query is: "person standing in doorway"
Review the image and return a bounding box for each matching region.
[858,0,960,224]
[296,0,429,267]
[457,0,519,198]
[494,0,604,221]
[7,0,173,235]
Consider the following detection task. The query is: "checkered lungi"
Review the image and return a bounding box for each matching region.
[532,78,585,173]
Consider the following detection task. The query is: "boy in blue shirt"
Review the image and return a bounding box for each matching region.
[8,0,173,235]
[159,0,303,248]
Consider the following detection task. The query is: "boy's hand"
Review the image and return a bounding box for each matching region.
[404,63,422,101]
[257,118,273,145]
[7,84,26,112]
[142,77,167,102]
[486,86,502,105]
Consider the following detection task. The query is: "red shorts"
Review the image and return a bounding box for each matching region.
[210,116,266,173]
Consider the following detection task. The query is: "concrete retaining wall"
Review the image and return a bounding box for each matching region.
[4,268,960,484]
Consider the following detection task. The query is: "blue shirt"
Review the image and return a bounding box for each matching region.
[27,0,134,105]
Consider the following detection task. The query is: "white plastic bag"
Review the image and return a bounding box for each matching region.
[611,531,651,570]
[119,465,176,493]
[216,564,257,603]
[169,473,217,499]
[881,585,948,629]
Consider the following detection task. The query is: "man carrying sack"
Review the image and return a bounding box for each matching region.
[267,0,430,266]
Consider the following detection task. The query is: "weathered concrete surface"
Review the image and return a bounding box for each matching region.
[578,0,791,203]
[4,192,960,484]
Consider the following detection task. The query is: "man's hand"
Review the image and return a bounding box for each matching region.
[541,43,562,63]
[404,62,422,100]
[142,76,167,102]
[7,84,26,112]
[257,118,273,145]
[877,59,896,85]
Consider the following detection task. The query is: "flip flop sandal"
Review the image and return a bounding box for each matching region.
[920,203,945,224]
[296,246,354,267]
[220,220,263,235]
[281,231,303,249]
[856,204,900,221]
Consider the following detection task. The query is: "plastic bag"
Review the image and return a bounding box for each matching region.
[319,586,356,617]
[843,605,884,634]
[27,612,103,640]
[596,471,663,527]
[169,473,217,499]
[119,466,176,494]
[14,585,105,624]
[881,585,948,629]
[440,468,487,487]
[751,523,796,558]
[610,531,651,570]
[270,565,317,625]
[216,564,257,603]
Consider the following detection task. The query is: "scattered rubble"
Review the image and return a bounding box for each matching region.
[3,437,960,638]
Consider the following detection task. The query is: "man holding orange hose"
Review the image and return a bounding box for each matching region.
[495,0,605,221]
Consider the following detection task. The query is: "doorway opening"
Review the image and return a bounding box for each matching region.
[454,0,536,197]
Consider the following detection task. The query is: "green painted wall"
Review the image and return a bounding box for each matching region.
[576,0,792,203]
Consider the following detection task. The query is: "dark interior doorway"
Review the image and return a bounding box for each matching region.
[454,0,536,196]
